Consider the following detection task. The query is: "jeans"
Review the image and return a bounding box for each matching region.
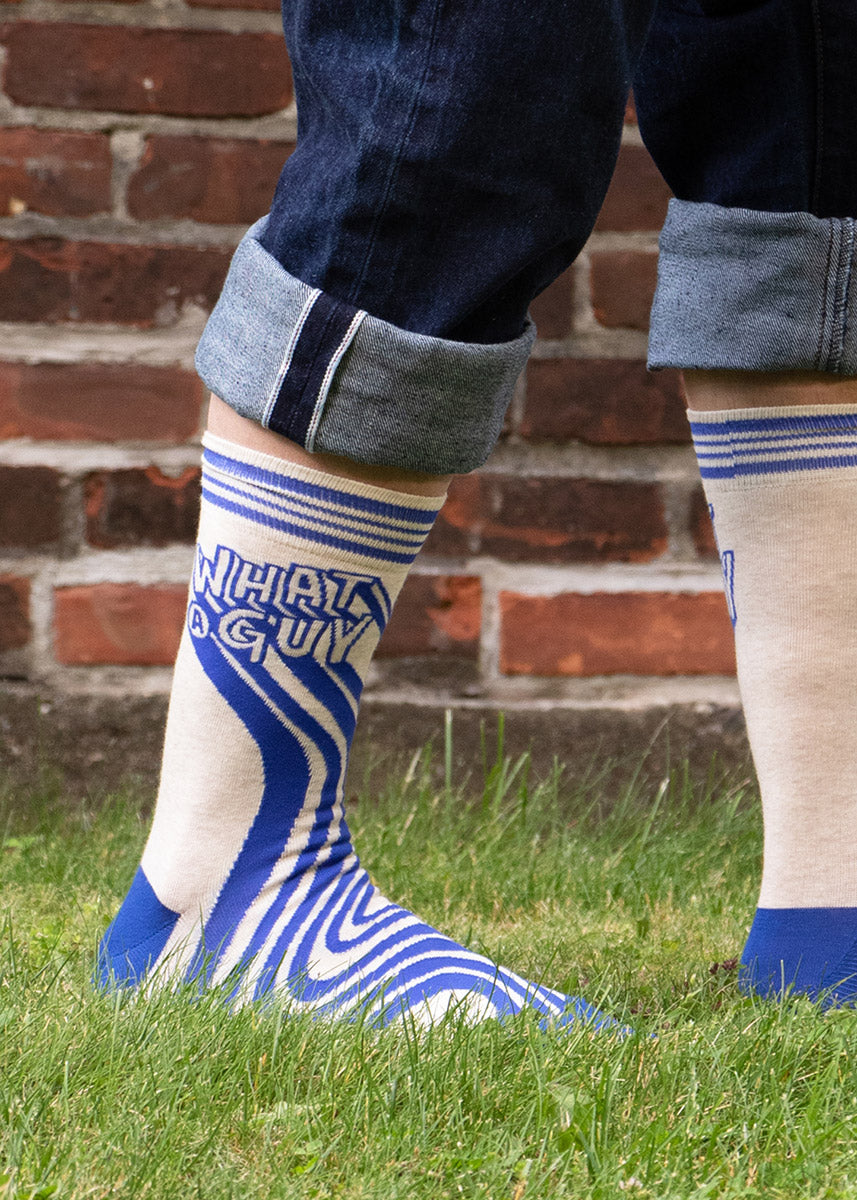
[196,0,857,474]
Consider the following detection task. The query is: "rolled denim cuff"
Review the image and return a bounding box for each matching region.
[649,199,857,376]
[196,218,535,474]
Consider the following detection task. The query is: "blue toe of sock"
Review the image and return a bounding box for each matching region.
[740,907,857,1004]
[96,867,180,990]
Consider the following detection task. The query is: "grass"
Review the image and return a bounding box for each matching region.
[2,727,857,1198]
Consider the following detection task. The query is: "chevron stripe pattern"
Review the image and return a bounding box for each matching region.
[98,441,611,1031]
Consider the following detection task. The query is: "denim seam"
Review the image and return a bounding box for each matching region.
[817,222,836,370]
[832,219,855,375]
[347,0,445,304]
[263,289,321,427]
[305,309,367,452]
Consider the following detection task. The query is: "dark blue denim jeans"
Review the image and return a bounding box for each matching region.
[197,0,857,473]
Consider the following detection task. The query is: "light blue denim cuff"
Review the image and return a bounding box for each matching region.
[196,218,535,474]
[649,199,857,375]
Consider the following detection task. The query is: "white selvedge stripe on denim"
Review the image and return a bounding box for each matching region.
[689,409,857,480]
[305,308,367,452]
[261,287,322,429]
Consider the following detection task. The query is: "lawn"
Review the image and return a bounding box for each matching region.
[2,729,857,1199]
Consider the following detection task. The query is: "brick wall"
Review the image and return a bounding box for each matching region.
[0,0,738,720]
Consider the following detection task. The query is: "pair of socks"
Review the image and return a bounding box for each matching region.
[101,401,857,1020]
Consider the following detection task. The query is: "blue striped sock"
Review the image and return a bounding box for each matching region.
[98,435,614,1030]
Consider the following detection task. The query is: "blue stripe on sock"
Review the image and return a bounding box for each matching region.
[698,453,857,479]
[188,590,365,983]
[695,438,857,462]
[204,474,431,556]
[691,412,857,479]
[203,448,437,528]
[200,486,423,565]
[689,413,857,439]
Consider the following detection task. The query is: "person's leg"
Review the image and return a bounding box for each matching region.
[636,0,857,1000]
[99,0,661,1024]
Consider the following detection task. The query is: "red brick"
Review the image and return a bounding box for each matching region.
[128,135,293,224]
[530,268,575,341]
[0,576,30,652]
[377,575,481,659]
[595,144,672,232]
[499,591,736,676]
[54,583,187,665]
[0,128,112,218]
[85,467,201,548]
[426,474,666,564]
[691,486,719,560]
[0,238,230,325]
[187,0,280,10]
[0,362,205,442]
[521,359,689,444]
[0,466,62,547]
[2,24,292,117]
[590,251,658,330]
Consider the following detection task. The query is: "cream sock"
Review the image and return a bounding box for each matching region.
[98,434,613,1029]
[691,404,857,1000]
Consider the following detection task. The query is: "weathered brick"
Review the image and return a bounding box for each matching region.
[2,24,292,117]
[499,591,736,676]
[0,127,112,218]
[530,268,575,341]
[590,251,658,330]
[377,574,481,659]
[128,135,293,224]
[0,576,30,652]
[0,238,230,325]
[85,467,201,548]
[0,362,205,442]
[426,474,666,564]
[0,466,62,548]
[521,359,689,444]
[691,486,719,560]
[54,583,187,665]
[187,0,280,11]
[595,144,672,232]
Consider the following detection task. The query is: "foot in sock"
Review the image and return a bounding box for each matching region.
[690,404,857,1006]
[98,436,613,1030]
[741,909,857,1004]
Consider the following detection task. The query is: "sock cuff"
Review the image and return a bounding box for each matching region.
[200,432,442,568]
[203,432,446,515]
[687,404,857,484]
